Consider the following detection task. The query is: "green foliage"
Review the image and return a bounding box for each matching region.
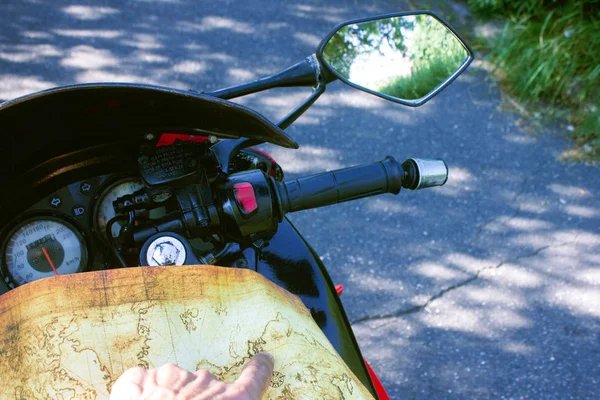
[322,15,468,100]
[468,0,599,19]
[494,10,600,106]
[379,16,467,99]
[322,17,413,79]
[571,107,600,159]
[468,0,600,160]
[379,57,459,100]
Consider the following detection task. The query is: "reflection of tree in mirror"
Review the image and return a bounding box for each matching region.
[322,15,468,101]
[322,17,415,79]
[378,15,468,100]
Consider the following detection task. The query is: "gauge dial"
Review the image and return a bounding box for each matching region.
[2,218,87,286]
[94,179,144,239]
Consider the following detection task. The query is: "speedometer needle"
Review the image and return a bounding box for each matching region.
[41,247,59,276]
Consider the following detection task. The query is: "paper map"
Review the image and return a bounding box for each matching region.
[0,265,373,399]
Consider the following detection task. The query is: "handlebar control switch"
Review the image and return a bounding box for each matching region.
[401,158,448,190]
[232,182,258,215]
[218,170,279,241]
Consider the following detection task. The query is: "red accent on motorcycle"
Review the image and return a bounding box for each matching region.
[249,147,278,177]
[365,360,390,400]
[233,182,258,214]
[335,284,344,296]
[156,133,209,147]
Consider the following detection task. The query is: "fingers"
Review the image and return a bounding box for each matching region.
[155,363,197,391]
[233,352,274,399]
[111,364,213,399]
[110,367,145,400]
[192,369,216,384]
[112,355,275,400]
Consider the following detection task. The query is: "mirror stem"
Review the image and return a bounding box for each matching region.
[277,82,326,130]
[205,56,321,100]
[211,81,326,175]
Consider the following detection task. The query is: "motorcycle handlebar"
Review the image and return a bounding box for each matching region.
[278,156,403,213]
[276,157,448,214]
[124,156,447,245]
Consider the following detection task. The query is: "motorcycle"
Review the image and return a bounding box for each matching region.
[0,10,472,399]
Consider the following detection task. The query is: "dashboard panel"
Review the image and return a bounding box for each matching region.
[0,144,281,290]
[0,135,378,392]
[0,174,140,288]
[3,217,88,286]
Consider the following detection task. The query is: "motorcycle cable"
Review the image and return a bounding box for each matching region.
[106,213,135,269]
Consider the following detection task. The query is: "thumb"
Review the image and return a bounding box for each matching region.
[233,352,274,398]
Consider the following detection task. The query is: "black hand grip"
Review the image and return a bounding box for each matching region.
[277,156,404,213]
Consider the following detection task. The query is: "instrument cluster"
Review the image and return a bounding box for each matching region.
[0,142,282,289]
[0,175,145,288]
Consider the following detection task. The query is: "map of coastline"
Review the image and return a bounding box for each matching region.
[0,265,374,399]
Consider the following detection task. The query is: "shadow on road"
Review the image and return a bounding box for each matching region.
[1,0,598,398]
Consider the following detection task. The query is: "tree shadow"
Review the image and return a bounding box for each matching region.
[1,0,599,399]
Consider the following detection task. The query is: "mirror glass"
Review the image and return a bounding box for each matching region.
[320,15,469,101]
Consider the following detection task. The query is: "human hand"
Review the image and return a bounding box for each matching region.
[110,352,274,400]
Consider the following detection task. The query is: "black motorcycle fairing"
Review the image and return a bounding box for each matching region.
[256,219,378,397]
[0,141,138,230]
[0,149,379,395]
[0,199,379,395]
[0,85,377,393]
[0,83,298,177]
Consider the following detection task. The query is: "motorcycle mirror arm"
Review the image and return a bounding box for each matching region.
[204,55,326,100]
[276,80,326,130]
[207,56,334,175]
[210,80,326,176]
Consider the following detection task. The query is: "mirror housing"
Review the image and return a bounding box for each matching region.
[316,10,474,107]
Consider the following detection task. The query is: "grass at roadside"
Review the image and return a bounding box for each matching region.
[466,0,600,161]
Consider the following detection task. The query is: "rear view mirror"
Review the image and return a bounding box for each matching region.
[317,11,473,106]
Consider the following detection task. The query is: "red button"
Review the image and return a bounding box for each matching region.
[233,182,258,214]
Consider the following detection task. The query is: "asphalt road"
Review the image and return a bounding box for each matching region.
[1,0,599,398]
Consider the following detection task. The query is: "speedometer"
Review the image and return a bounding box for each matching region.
[94,178,144,239]
[2,217,88,287]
